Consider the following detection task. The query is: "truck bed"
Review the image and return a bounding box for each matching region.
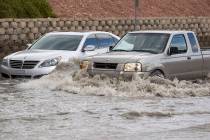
[200,47,210,51]
[201,48,210,55]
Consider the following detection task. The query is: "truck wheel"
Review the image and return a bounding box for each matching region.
[150,70,165,78]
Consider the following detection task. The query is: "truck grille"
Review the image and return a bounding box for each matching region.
[94,63,118,70]
[10,60,39,69]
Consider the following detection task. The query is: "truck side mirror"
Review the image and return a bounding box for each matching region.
[168,46,179,55]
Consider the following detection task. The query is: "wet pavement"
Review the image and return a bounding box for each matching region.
[0,66,210,140]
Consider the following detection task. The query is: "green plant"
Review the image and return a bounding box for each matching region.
[0,0,55,18]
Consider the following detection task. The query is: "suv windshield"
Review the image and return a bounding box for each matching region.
[112,33,170,54]
[29,35,83,51]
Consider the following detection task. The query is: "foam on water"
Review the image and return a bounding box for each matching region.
[18,62,210,98]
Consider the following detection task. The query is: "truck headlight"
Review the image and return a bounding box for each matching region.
[2,59,8,67]
[124,63,142,72]
[39,57,61,67]
[80,60,89,69]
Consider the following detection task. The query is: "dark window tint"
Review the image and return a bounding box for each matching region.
[96,34,116,48]
[170,34,187,54]
[84,34,98,48]
[187,33,199,53]
[29,35,83,51]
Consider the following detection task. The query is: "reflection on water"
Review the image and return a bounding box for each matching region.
[0,64,210,140]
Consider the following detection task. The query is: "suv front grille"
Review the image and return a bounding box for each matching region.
[10,60,39,69]
[22,61,39,69]
[10,60,22,69]
[94,63,118,70]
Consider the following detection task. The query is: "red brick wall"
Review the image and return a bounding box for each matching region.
[49,0,210,19]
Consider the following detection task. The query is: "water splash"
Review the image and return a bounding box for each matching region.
[18,62,210,98]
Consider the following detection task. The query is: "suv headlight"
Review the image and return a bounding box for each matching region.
[2,59,8,67]
[39,57,61,68]
[80,60,90,69]
[124,63,142,72]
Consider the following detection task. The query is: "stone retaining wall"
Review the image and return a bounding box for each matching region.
[0,17,210,58]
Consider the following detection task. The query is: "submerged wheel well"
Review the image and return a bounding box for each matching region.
[150,69,165,76]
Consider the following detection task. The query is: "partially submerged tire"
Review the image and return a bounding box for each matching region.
[150,70,165,78]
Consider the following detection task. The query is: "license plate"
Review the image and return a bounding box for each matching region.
[15,70,26,75]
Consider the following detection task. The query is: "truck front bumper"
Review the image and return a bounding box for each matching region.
[0,65,56,78]
[87,69,150,79]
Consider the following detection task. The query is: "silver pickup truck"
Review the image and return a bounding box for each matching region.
[84,31,210,80]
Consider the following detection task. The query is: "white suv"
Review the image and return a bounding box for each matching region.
[1,31,120,78]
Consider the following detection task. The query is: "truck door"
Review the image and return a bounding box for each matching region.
[164,34,193,80]
[186,33,203,79]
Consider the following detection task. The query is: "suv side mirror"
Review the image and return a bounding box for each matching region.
[27,44,32,47]
[168,46,179,55]
[109,46,114,51]
[26,44,32,50]
[83,45,96,52]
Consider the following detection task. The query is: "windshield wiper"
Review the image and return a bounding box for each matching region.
[132,49,158,54]
[112,49,158,54]
[111,49,130,52]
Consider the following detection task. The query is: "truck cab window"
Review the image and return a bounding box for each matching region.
[170,34,187,54]
[187,33,199,53]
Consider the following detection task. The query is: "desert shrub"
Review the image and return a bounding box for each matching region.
[0,0,55,18]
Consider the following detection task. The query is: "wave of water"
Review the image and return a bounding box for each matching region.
[18,62,210,98]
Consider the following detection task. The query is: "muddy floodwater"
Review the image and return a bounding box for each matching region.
[0,64,210,140]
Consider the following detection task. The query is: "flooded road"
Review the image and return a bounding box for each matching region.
[0,64,210,140]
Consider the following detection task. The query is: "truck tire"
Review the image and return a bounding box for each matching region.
[150,70,165,78]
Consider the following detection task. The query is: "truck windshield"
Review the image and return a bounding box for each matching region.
[112,33,170,54]
[29,35,83,51]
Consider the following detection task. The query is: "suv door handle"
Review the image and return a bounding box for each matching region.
[187,56,191,60]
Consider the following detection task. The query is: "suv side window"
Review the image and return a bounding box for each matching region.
[83,34,98,48]
[96,34,115,49]
[112,37,119,44]
[187,33,199,53]
[170,34,187,54]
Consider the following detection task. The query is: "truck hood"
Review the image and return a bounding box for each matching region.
[92,51,154,63]
[6,49,79,62]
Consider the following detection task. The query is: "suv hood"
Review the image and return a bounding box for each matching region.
[6,49,79,62]
[92,51,154,63]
